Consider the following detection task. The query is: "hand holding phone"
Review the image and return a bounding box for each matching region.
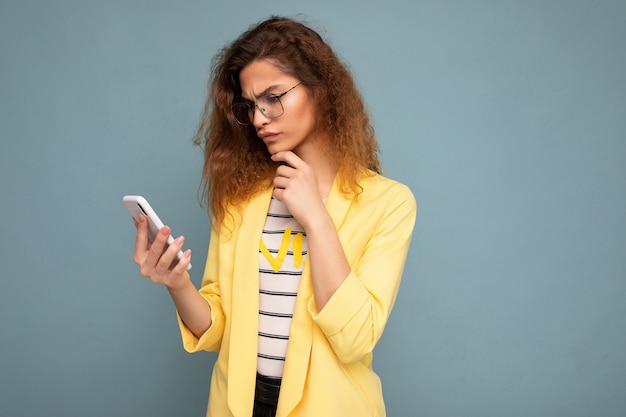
[123,195,191,270]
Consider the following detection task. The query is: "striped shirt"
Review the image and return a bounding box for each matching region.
[257,197,307,379]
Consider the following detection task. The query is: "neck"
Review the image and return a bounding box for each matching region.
[293,139,338,199]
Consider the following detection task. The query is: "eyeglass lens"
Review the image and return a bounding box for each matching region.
[232,95,283,125]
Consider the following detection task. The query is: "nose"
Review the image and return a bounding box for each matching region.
[252,106,271,128]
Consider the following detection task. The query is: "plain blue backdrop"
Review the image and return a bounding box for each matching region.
[1,1,625,416]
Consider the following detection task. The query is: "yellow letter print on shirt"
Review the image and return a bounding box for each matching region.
[260,227,303,272]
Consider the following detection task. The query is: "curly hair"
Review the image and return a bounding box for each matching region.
[194,16,381,227]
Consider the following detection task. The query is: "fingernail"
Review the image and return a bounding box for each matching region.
[160,227,170,236]
[174,236,185,245]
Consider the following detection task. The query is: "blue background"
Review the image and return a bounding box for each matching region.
[1,1,625,416]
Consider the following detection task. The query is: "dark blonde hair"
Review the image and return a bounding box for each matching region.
[194,16,381,226]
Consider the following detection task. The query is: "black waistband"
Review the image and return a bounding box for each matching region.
[255,373,282,406]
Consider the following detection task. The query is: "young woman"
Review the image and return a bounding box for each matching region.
[132,16,416,417]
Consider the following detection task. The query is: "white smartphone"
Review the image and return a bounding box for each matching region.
[122,195,191,270]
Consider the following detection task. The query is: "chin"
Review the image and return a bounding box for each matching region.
[266,144,291,155]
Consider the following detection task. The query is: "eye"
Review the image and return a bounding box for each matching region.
[265,94,281,105]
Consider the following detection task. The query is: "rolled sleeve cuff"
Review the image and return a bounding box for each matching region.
[309,271,369,336]
[176,298,222,353]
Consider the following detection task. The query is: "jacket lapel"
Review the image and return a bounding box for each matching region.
[227,188,273,417]
[277,178,354,416]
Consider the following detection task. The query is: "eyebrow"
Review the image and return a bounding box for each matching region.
[242,84,281,101]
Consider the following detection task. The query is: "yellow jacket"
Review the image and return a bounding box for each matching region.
[178,172,416,417]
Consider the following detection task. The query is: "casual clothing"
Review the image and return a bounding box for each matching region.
[177,172,416,417]
[253,373,282,417]
[258,198,307,378]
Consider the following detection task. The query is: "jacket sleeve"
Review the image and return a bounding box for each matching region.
[310,182,417,363]
[177,226,226,353]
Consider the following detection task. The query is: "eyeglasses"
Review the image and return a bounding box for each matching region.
[231,82,303,126]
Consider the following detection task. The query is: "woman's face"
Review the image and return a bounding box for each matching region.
[238,59,318,157]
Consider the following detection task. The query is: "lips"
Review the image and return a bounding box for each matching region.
[258,132,279,142]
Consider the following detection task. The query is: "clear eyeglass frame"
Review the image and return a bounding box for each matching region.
[231,82,303,126]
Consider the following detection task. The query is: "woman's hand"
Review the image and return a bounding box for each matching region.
[271,151,327,230]
[133,214,192,290]
[271,151,351,310]
[131,214,211,337]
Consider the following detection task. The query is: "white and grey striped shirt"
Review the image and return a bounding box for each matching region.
[257,197,307,379]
